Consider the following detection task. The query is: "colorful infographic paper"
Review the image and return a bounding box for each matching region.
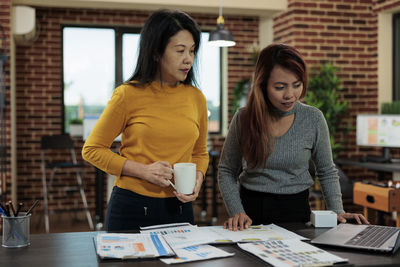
[96,233,173,259]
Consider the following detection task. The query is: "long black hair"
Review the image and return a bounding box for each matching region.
[128,9,201,86]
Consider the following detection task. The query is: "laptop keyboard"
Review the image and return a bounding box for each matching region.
[345,225,400,248]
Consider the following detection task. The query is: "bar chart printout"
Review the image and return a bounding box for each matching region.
[238,239,348,267]
[96,233,173,259]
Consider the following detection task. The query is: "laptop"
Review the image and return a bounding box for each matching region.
[311,223,400,254]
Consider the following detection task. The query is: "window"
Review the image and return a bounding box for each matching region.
[63,26,221,134]
[394,13,400,101]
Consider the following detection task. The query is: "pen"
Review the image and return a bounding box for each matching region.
[26,199,39,215]
[0,202,7,216]
[8,201,16,217]
[0,206,7,217]
[15,202,23,217]
[5,202,11,217]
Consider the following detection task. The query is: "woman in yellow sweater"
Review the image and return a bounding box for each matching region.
[82,9,209,231]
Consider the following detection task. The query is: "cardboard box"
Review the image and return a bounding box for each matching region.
[353,182,400,212]
[311,210,337,228]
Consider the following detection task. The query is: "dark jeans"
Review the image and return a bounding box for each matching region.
[240,186,311,225]
[105,186,194,231]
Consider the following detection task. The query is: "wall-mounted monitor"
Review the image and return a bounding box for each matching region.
[356,114,400,162]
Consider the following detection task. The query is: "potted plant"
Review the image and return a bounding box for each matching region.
[305,62,354,210]
[69,118,83,137]
[232,42,259,116]
[304,62,350,159]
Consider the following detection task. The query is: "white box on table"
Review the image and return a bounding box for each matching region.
[311,210,337,228]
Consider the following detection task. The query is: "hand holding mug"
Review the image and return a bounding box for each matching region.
[169,163,197,194]
[142,161,173,187]
[169,163,202,202]
[174,171,203,203]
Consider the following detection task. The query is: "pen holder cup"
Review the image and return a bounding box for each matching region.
[2,212,31,248]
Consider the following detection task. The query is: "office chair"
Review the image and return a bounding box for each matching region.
[40,134,94,233]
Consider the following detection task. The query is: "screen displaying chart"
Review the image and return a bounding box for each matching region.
[356,114,400,148]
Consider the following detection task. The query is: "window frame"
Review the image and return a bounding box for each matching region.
[393,13,400,101]
[61,24,223,135]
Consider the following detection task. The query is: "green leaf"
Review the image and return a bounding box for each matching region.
[304,62,349,159]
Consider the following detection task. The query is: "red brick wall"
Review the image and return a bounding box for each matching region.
[9,0,400,224]
[373,0,400,11]
[14,7,258,218]
[0,0,11,204]
[274,0,400,181]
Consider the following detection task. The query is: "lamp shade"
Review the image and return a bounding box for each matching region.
[208,23,236,47]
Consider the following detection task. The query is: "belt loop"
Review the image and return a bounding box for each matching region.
[144,206,147,216]
[179,205,183,215]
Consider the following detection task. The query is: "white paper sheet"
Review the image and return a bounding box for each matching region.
[264,224,309,240]
[160,244,234,264]
[96,233,174,259]
[201,224,308,244]
[141,225,216,249]
[238,239,348,267]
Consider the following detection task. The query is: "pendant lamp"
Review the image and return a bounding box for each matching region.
[208,0,236,47]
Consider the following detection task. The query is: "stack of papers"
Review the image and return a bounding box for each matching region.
[139,223,235,264]
[95,223,348,266]
[96,233,173,259]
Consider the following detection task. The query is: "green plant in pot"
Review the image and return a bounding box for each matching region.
[69,118,83,125]
[232,78,251,115]
[232,43,259,116]
[304,62,350,159]
[69,118,83,137]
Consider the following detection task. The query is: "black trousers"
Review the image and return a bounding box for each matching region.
[105,186,194,231]
[240,186,311,225]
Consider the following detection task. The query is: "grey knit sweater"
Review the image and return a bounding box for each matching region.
[218,102,345,217]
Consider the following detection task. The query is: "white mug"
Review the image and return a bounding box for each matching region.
[169,163,196,195]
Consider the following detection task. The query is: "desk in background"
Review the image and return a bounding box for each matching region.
[2,223,400,266]
[335,158,400,180]
[335,158,400,225]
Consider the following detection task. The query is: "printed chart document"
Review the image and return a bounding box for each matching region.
[160,244,234,264]
[141,224,216,249]
[238,239,348,267]
[201,224,308,244]
[96,233,174,259]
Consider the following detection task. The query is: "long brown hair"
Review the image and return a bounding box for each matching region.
[238,43,308,169]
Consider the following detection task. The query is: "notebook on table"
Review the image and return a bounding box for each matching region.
[311,223,400,254]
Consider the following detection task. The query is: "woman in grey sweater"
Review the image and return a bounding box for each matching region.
[218,43,368,231]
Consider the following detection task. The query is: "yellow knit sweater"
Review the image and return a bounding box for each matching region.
[82,81,209,198]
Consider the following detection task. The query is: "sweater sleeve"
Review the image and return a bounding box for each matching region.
[191,91,209,175]
[217,110,246,216]
[312,111,345,214]
[81,87,128,176]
